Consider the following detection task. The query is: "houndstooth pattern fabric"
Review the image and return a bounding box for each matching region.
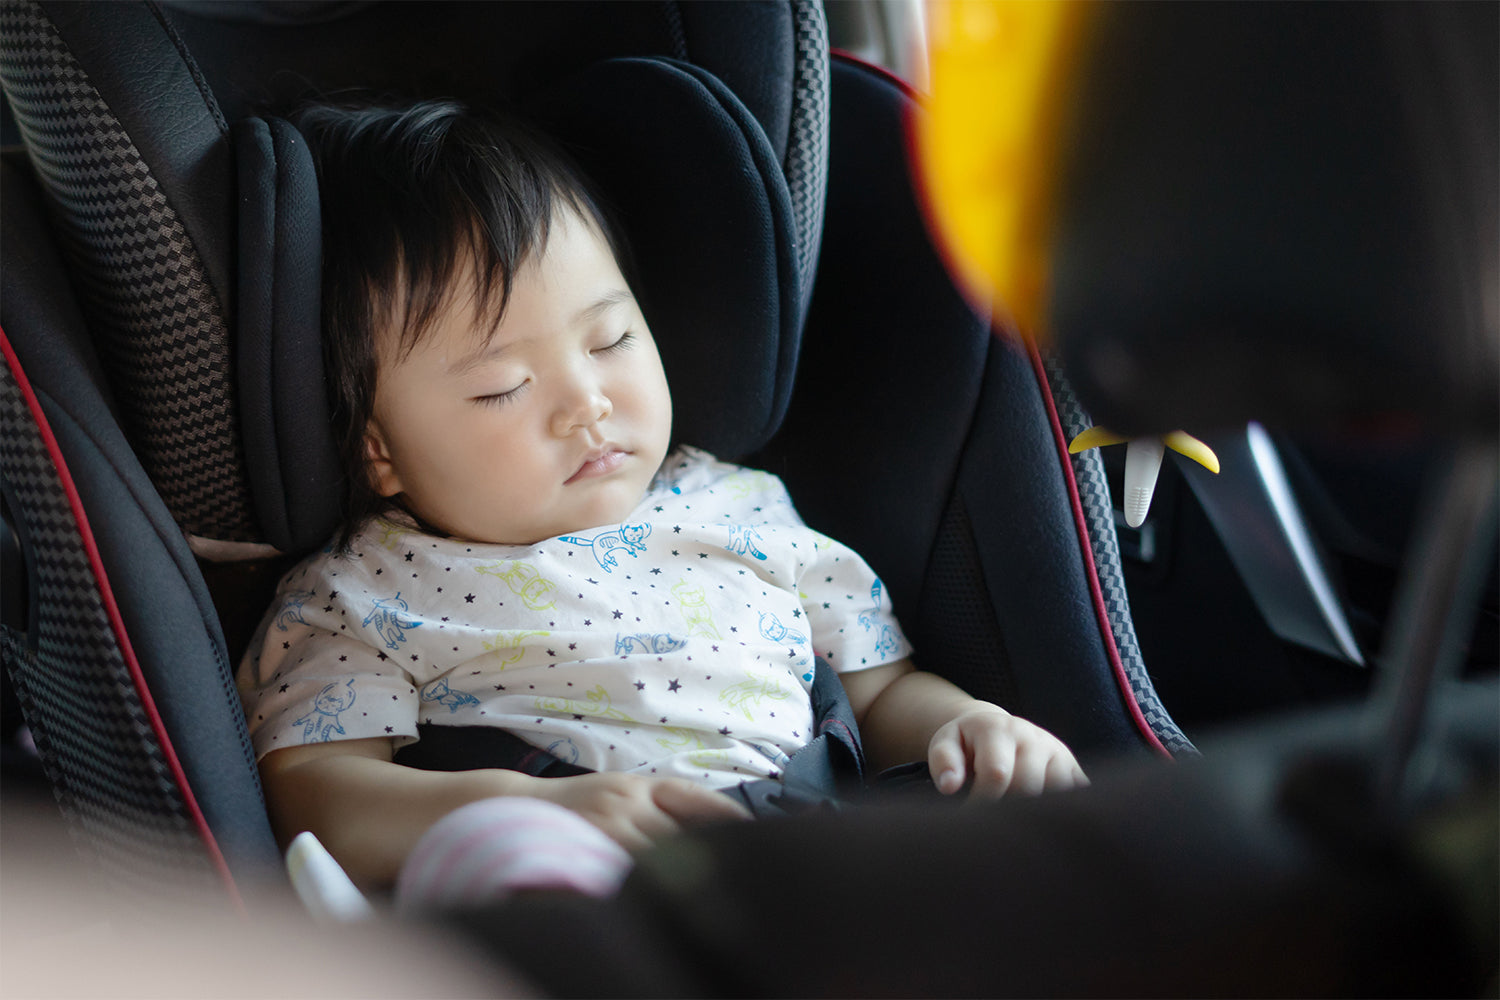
[1043,355,1196,755]
[0,363,228,901]
[0,1,260,543]
[785,0,830,325]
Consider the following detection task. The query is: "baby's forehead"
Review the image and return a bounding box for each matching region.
[373,205,624,369]
[375,253,513,367]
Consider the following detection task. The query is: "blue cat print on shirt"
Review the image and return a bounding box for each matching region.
[362,592,423,650]
[748,741,793,769]
[547,737,582,764]
[725,524,767,561]
[614,632,688,655]
[295,680,356,742]
[759,611,813,682]
[419,678,481,713]
[560,523,651,572]
[274,589,315,631]
[858,579,900,660]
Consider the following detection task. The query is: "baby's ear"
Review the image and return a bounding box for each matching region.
[363,422,404,498]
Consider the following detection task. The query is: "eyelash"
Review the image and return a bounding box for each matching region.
[472,332,635,408]
[597,330,635,355]
[474,382,528,408]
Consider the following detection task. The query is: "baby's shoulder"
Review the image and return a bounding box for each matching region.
[273,518,453,599]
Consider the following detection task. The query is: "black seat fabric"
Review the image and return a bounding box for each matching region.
[758,56,1189,758]
[1,154,280,899]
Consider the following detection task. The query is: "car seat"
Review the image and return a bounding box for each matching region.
[0,0,1188,906]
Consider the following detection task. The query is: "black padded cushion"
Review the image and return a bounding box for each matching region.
[235,57,799,553]
[233,116,341,552]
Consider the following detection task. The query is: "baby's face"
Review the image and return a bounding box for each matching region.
[364,210,673,545]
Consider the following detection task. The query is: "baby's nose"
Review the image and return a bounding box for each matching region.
[552,384,612,437]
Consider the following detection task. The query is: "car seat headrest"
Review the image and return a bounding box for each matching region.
[235,57,801,552]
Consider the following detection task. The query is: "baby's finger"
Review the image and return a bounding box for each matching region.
[928,725,968,795]
[593,815,663,855]
[1008,744,1052,797]
[651,779,753,824]
[1043,752,1089,791]
[966,731,1016,799]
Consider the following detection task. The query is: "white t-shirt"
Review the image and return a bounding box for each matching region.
[238,446,912,788]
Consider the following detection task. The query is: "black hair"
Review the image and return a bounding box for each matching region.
[294,98,633,550]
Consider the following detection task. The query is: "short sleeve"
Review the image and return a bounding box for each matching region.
[796,535,913,673]
[237,591,421,760]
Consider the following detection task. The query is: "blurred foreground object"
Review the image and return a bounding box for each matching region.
[917,1,1497,438]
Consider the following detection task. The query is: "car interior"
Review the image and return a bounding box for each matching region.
[1,1,1495,995]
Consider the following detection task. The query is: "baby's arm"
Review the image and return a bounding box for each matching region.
[840,659,1088,798]
[259,739,749,888]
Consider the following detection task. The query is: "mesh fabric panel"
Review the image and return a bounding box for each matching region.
[0,364,229,901]
[914,494,1021,714]
[0,1,258,542]
[784,0,829,325]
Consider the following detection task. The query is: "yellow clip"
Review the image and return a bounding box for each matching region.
[1067,427,1220,527]
[1163,431,1220,473]
[1068,425,1129,453]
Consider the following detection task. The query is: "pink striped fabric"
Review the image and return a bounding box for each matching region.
[395,797,633,911]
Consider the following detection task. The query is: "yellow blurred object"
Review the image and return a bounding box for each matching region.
[916,0,1094,338]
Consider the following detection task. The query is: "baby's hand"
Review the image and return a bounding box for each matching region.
[928,704,1088,799]
[531,771,750,853]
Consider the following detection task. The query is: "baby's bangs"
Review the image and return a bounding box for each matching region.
[386,118,566,358]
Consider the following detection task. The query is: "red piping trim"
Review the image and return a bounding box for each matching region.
[1024,339,1172,759]
[830,48,920,102]
[0,327,248,909]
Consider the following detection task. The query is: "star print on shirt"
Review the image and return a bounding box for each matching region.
[668,679,681,692]
[464,593,475,603]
